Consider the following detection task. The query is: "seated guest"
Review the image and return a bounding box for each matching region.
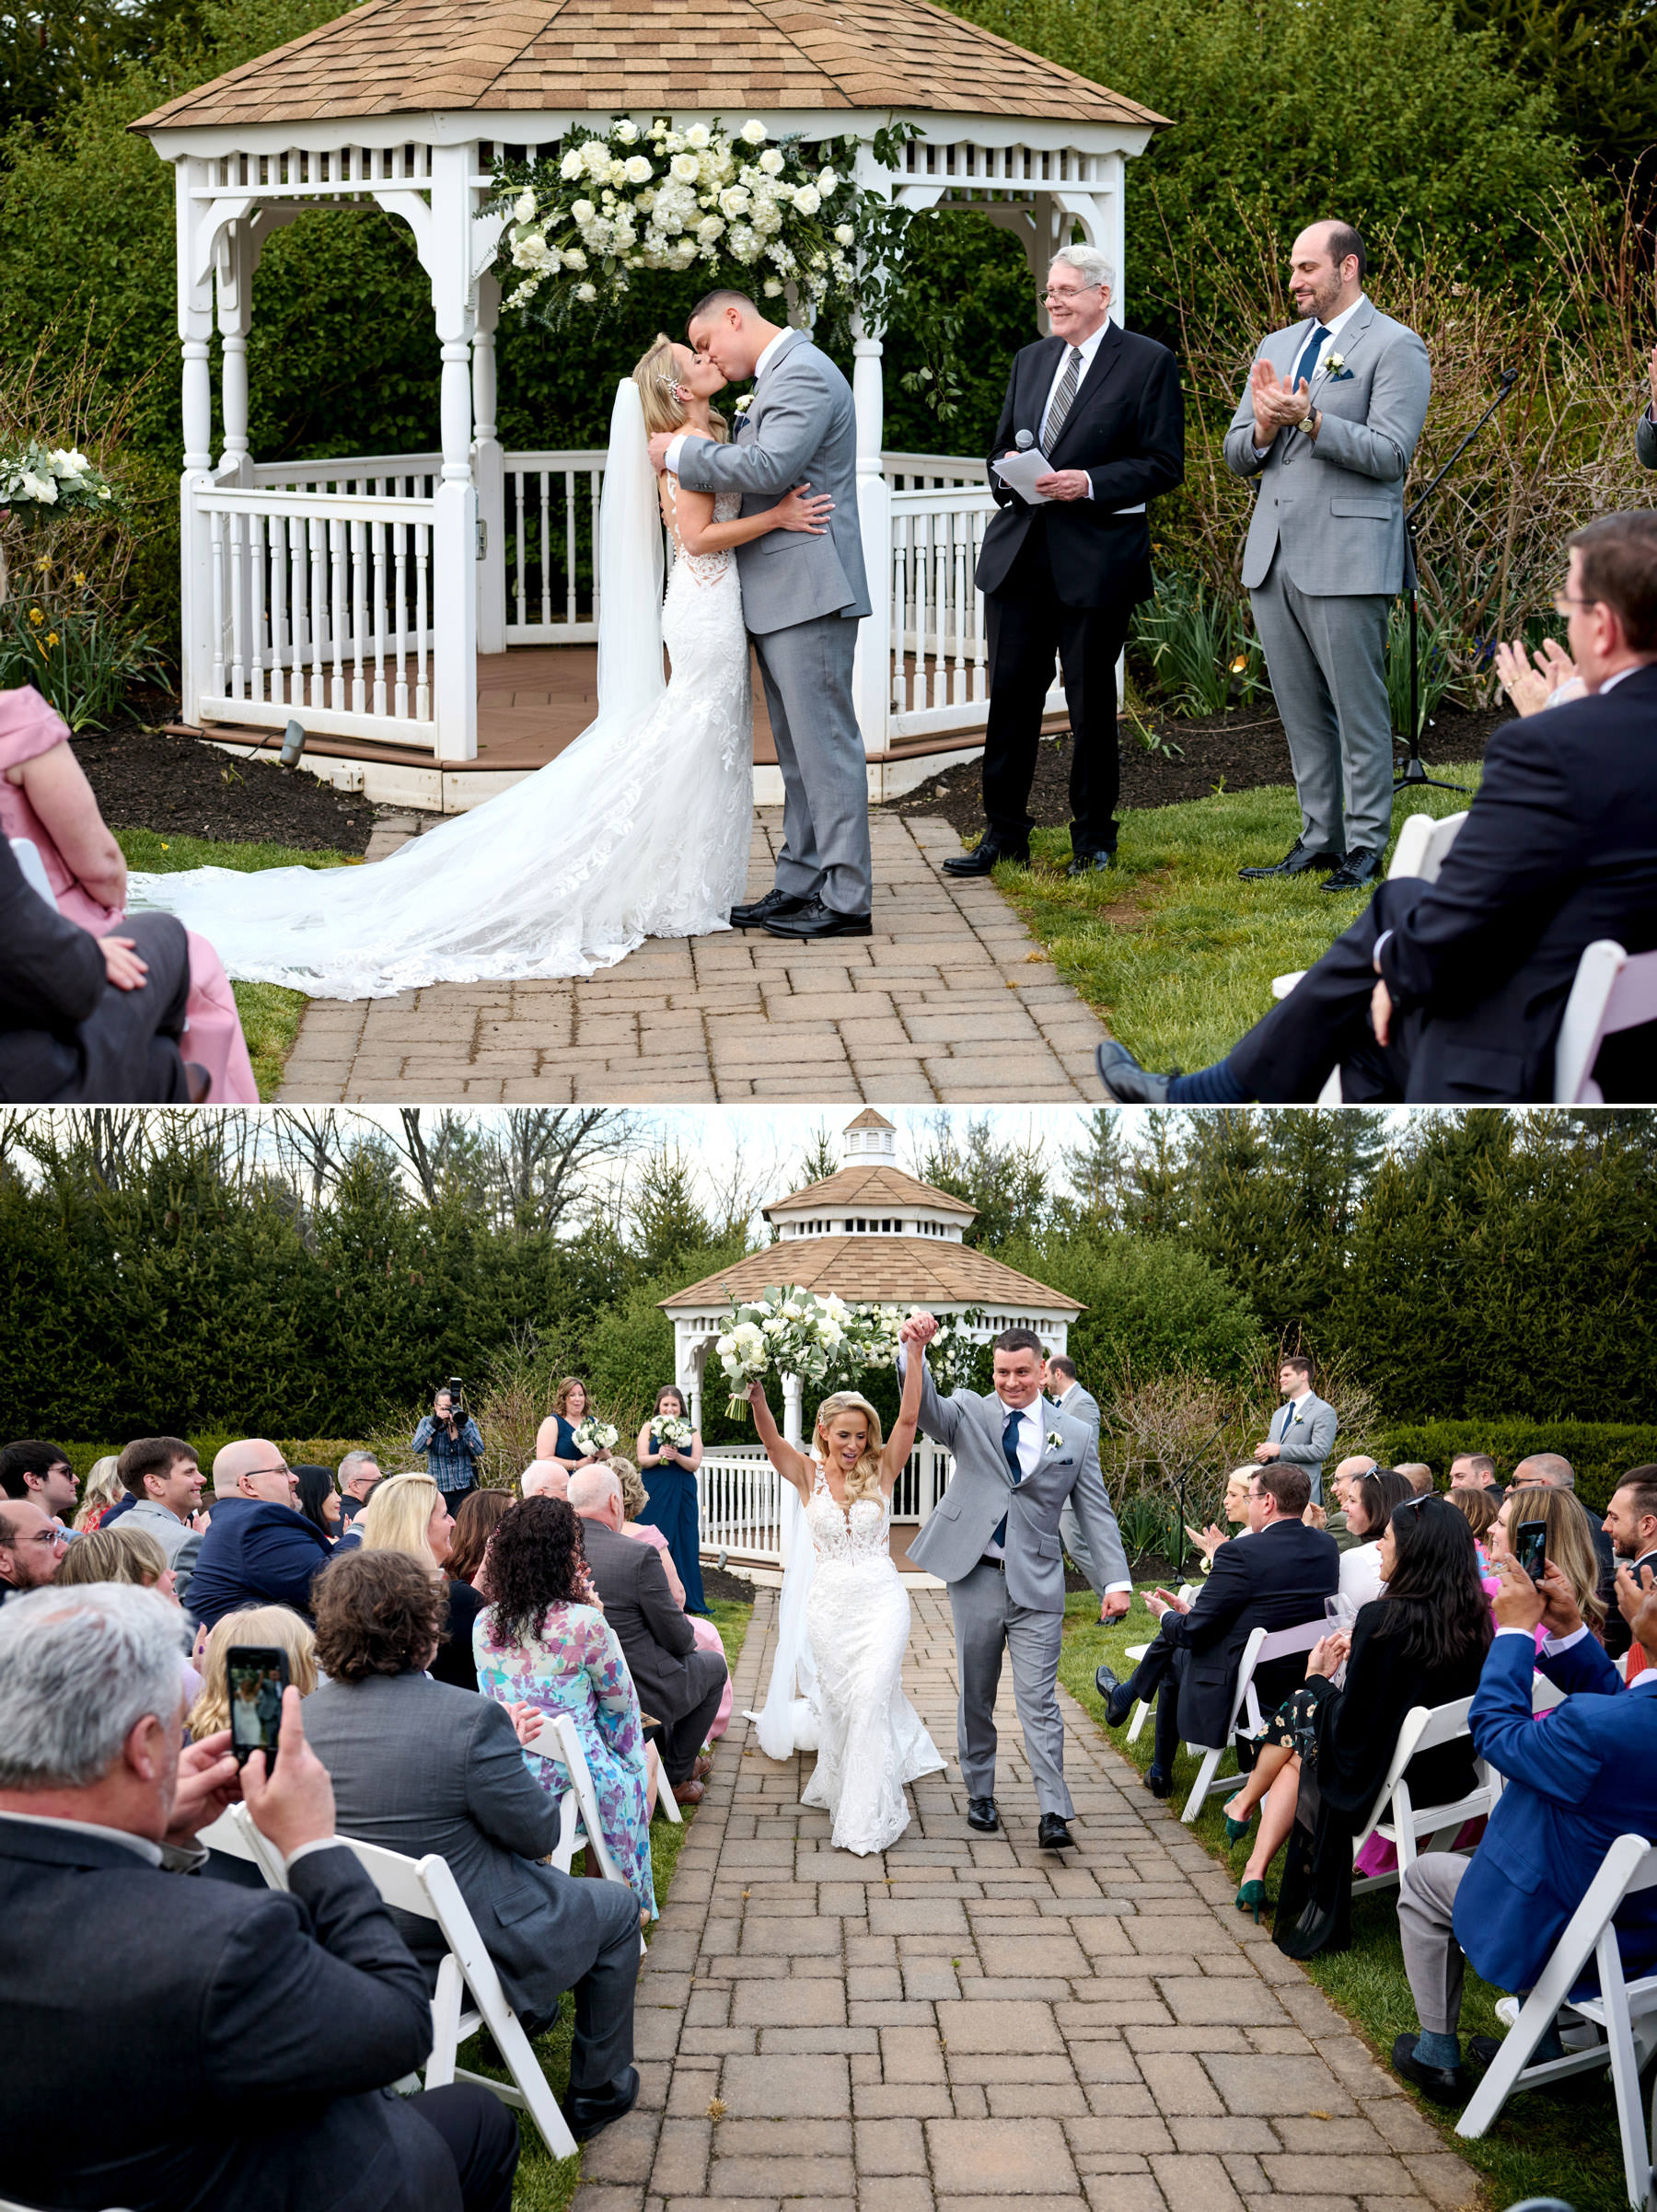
[0,1437,79,1524]
[571,1465,728,1803]
[0,1497,69,1601]
[0,1581,519,2210]
[56,1523,176,1601]
[338,1450,384,1524]
[616,1455,731,1743]
[1396,1463,1435,1496]
[1223,1495,1491,1950]
[1391,1557,1657,2102]
[0,682,257,1100]
[187,1601,319,1883]
[1339,1467,1417,1609]
[447,1488,516,1588]
[1514,1451,1619,1632]
[1322,1456,1377,1554]
[358,1470,482,1692]
[185,1438,334,1629]
[295,1464,343,1543]
[1095,1466,1340,1798]
[304,1548,642,2138]
[1450,1453,1503,1501]
[1098,510,1657,1105]
[473,1497,660,1917]
[1491,1482,1608,1645]
[1445,1481,1500,1569]
[0,828,202,1104]
[535,1376,612,1477]
[635,1385,707,1613]
[1185,1466,1256,1569]
[521,1461,571,1501]
[112,1436,206,1599]
[74,1453,123,1532]
[1603,1466,1657,1664]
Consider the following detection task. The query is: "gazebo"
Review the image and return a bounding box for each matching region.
[135,0,1166,810]
[660,1107,1081,1569]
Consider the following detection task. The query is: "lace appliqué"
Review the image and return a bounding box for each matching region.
[665,473,738,586]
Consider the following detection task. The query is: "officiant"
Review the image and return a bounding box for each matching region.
[945,247,1185,880]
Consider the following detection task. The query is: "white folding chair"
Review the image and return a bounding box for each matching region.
[8,837,57,909]
[1456,1833,1657,2212]
[1347,1696,1501,1895]
[1180,1616,1327,1825]
[1553,941,1657,1104]
[531,1713,632,1885]
[334,1833,579,2161]
[1124,1585,1196,1745]
[197,1801,290,1889]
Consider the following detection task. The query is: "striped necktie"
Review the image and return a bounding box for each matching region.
[1042,346,1084,447]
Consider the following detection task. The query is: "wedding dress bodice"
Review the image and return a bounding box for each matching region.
[805,1459,892,1569]
[665,476,742,587]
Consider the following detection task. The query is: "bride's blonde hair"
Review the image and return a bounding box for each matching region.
[632,333,728,444]
[813,1392,886,1508]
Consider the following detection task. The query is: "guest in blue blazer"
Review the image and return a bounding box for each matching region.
[186,1438,335,1630]
[1391,1556,1657,2102]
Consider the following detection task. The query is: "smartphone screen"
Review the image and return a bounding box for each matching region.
[226,1647,289,1766]
[1513,1520,1547,1584]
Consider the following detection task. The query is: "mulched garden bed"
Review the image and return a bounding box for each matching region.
[886,699,1515,839]
[72,716,377,854]
[701,1562,759,1606]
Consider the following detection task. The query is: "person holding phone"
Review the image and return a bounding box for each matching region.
[1489,1485,1606,1645]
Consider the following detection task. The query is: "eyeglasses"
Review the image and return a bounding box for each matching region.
[242,1466,292,1482]
[3,1526,70,1550]
[1552,591,1599,618]
[1038,284,1103,303]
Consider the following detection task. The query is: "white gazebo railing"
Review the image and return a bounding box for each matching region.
[698,1439,953,1567]
[502,452,606,643]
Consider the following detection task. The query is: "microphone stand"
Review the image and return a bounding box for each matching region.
[1394,367,1518,794]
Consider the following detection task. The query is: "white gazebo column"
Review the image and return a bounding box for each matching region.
[428,141,480,762]
[471,269,507,656]
[215,219,253,486]
[851,315,890,757]
[177,156,217,727]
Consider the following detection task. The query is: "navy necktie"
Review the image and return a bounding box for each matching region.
[992,1407,1024,1550]
[1292,323,1329,392]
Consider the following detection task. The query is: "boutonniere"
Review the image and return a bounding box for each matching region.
[1046,1429,1064,1452]
[733,395,753,416]
[1322,353,1354,381]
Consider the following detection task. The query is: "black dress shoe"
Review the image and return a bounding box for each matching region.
[1095,1041,1174,1103]
[1143,1766,1173,1800]
[566,2065,642,2140]
[1067,850,1115,878]
[761,896,873,940]
[731,886,807,930]
[1038,1812,1074,1850]
[1094,1662,1136,1730]
[1322,846,1383,893]
[1389,2034,1472,2105]
[1238,840,1343,881]
[943,840,1029,877]
[966,1796,1000,1832]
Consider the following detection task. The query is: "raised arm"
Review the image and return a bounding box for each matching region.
[880,1333,927,1495]
[747,1378,816,1500]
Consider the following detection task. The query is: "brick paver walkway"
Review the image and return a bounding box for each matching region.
[276,810,1107,1104]
[574,1589,1479,2212]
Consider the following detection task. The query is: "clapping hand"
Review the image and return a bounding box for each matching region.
[1186,1521,1230,1562]
[1147,1586,1190,1617]
[1304,1631,1350,1680]
[507,1699,544,1749]
[1249,357,1312,439]
[1494,636,1579,717]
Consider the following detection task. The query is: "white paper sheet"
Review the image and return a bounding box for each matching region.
[991,446,1054,504]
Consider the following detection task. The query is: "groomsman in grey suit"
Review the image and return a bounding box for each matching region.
[655,289,873,942]
[1045,1356,1131,1624]
[902,1314,1129,1851]
[1252,1354,1338,1506]
[1227,221,1431,894]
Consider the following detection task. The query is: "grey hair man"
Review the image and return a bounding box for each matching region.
[1396,1463,1435,1496]
[1325,1454,1378,1553]
[949,244,1184,881]
[520,1461,571,1501]
[338,1451,383,1525]
[1227,220,1431,892]
[652,286,873,942]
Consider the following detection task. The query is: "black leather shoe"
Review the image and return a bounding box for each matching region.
[731,887,807,930]
[1390,2034,1472,2105]
[1238,840,1342,881]
[1143,1766,1173,1800]
[1094,1662,1136,1730]
[1096,1041,1174,1104]
[1067,850,1115,878]
[966,1796,1000,1832]
[1037,1812,1074,1850]
[943,840,1029,877]
[761,896,873,941]
[566,2065,642,2140]
[1322,846,1383,893]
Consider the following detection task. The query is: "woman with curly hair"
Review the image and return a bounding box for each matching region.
[474,1496,658,1919]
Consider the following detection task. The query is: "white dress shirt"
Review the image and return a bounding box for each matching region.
[1276,1388,1312,1442]
[1255,294,1368,452]
[665,325,794,480]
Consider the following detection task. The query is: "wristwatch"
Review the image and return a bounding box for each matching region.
[1303,409,1321,439]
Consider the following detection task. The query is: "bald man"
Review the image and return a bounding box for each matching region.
[185,1439,333,1628]
[520,1462,570,1501]
[1326,1454,1377,1553]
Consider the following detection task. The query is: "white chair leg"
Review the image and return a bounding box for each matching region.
[424,1954,465,2089]
[1181,1747,1222,1825]
[470,1980,580,2160]
[1126,1699,1150,1745]
[655,1764,682,1825]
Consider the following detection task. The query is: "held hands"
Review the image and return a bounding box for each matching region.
[773,482,834,534]
[1254,1440,1280,1463]
[1249,358,1313,440]
[164,1728,240,1845]
[99,935,149,990]
[899,1311,940,1349]
[240,1686,336,1859]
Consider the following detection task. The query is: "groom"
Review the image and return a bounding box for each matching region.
[900,1313,1130,1849]
[649,288,874,942]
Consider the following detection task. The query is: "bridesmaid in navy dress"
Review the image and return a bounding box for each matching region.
[635,1384,707,1615]
[534,1376,613,1477]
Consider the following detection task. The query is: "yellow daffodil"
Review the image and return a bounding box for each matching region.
[73,571,87,586]
[45,631,59,646]
[1231,654,1249,673]
[35,553,51,572]
[28,607,43,626]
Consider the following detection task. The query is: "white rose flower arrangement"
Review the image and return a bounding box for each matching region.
[0,441,118,518]
[571,1414,620,1456]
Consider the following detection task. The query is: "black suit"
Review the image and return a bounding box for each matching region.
[0,1816,516,2212]
[975,324,1184,857]
[1227,666,1657,1102]
[579,1516,727,1785]
[1123,1519,1339,1775]
[0,833,192,1102]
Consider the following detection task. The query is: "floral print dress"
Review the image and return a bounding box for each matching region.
[474,1599,656,1918]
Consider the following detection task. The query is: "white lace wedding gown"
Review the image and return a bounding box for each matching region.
[799,1460,945,1856]
[125,386,752,999]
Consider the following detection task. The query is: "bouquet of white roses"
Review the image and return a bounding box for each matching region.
[0,442,117,519]
[716,1284,852,1419]
[655,1413,694,1451]
[572,1415,619,1457]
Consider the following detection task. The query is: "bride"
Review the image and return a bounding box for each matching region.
[745,1350,944,1856]
[125,341,831,999]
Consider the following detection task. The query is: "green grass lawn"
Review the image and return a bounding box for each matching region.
[994,770,1482,1071]
[1060,1587,1634,2212]
[490,1596,752,2212]
[114,828,361,1100]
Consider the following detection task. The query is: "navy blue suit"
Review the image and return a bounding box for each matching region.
[1454,1630,1657,1995]
[185,1493,334,1627]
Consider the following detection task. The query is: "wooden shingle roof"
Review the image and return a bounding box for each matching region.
[765,1161,975,1222]
[659,1236,1083,1312]
[135,0,1166,133]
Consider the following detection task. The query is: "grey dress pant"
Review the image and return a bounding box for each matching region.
[754,612,873,917]
[949,1559,1072,1819]
[1397,1852,1472,2034]
[1251,556,1394,858]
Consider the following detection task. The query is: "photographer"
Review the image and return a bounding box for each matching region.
[412,1386,484,1510]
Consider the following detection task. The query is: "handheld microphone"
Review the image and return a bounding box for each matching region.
[1015,429,1035,451]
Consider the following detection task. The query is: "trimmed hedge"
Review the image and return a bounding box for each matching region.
[1381,1420,1657,1512]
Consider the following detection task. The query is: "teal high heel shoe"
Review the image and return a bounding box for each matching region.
[1224,1812,1252,1846]
[1235,1879,1267,1924]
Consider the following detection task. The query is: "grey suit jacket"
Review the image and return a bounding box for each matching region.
[673,330,870,634]
[580,1514,724,1728]
[124,1497,203,1604]
[1639,404,1657,471]
[1049,1384,1100,1444]
[1223,299,1431,595]
[304,1668,610,2025]
[906,1357,1128,1610]
[1266,1392,1338,1488]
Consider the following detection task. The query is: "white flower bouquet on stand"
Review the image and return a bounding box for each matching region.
[572,1415,619,1458]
